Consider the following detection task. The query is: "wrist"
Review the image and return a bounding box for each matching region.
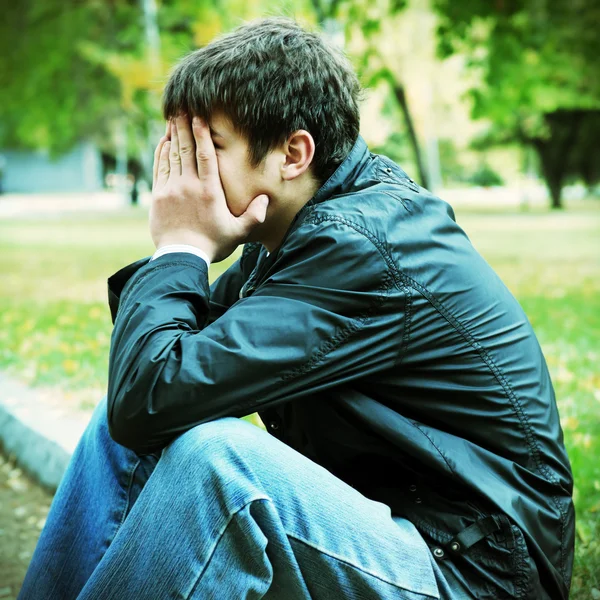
[154,231,216,262]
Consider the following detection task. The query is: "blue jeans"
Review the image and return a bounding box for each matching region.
[19,396,458,599]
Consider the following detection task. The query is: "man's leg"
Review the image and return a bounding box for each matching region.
[74,415,456,600]
[18,396,159,600]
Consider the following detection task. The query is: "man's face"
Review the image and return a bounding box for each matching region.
[208,112,279,219]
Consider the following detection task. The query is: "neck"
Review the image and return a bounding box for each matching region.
[259,176,320,253]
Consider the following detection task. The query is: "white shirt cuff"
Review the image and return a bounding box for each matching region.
[151,244,211,267]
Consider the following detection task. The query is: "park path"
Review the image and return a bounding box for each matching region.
[0,191,149,219]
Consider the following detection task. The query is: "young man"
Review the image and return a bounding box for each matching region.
[20,17,574,600]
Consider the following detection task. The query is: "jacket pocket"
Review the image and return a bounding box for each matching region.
[414,513,532,599]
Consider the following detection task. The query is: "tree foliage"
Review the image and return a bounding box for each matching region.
[434,0,600,207]
[6,0,596,207]
[0,0,127,155]
[310,0,436,187]
[0,0,303,161]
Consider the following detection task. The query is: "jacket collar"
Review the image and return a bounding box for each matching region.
[306,135,371,207]
[267,136,370,257]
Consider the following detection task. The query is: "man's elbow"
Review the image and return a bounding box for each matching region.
[107,395,163,455]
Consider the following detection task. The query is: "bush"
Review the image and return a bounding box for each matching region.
[469,163,504,187]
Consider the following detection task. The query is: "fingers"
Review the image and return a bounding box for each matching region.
[192,116,219,182]
[175,115,197,175]
[152,121,171,186]
[153,135,168,185]
[156,140,171,189]
[169,117,181,178]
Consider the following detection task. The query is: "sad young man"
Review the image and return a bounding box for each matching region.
[20,17,574,600]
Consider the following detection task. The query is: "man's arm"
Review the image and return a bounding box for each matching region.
[107,243,261,326]
[107,220,400,454]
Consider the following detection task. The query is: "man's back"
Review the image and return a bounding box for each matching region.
[203,138,574,599]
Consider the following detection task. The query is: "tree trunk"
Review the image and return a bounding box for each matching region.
[128,158,143,206]
[533,141,564,210]
[310,0,342,23]
[548,178,563,210]
[130,172,139,206]
[393,85,430,189]
[531,110,587,210]
[310,0,326,23]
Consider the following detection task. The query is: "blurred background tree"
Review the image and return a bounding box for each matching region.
[0,0,307,203]
[1,0,598,205]
[310,0,435,188]
[0,0,163,203]
[434,0,600,208]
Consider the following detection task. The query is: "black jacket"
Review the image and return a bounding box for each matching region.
[107,136,574,599]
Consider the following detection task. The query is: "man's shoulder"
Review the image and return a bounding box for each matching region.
[300,178,513,306]
[303,175,457,255]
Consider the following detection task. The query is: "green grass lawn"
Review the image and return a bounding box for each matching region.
[1,204,598,596]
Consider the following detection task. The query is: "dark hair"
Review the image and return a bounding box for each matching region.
[162,17,362,183]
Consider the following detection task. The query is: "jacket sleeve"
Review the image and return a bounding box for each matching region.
[107,243,261,326]
[107,219,399,454]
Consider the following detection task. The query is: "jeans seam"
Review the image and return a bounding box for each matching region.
[118,459,142,528]
[185,495,270,600]
[285,532,440,599]
[187,497,439,600]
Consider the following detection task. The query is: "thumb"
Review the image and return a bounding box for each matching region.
[239,194,269,228]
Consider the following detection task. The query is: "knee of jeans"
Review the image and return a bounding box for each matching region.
[162,417,260,466]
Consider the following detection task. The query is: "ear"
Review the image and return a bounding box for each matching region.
[280,130,315,181]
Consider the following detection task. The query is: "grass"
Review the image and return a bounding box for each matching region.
[1,204,599,596]
[0,210,237,410]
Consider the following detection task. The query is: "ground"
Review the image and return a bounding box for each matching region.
[0,452,52,599]
[0,196,598,597]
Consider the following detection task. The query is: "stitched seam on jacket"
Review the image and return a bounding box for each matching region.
[410,275,546,474]
[301,213,566,576]
[304,214,552,478]
[397,276,413,367]
[240,242,262,274]
[512,524,530,600]
[392,270,568,580]
[409,421,456,477]
[381,189,409,210]
[280,270,394,381]
[304,214,413,367]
